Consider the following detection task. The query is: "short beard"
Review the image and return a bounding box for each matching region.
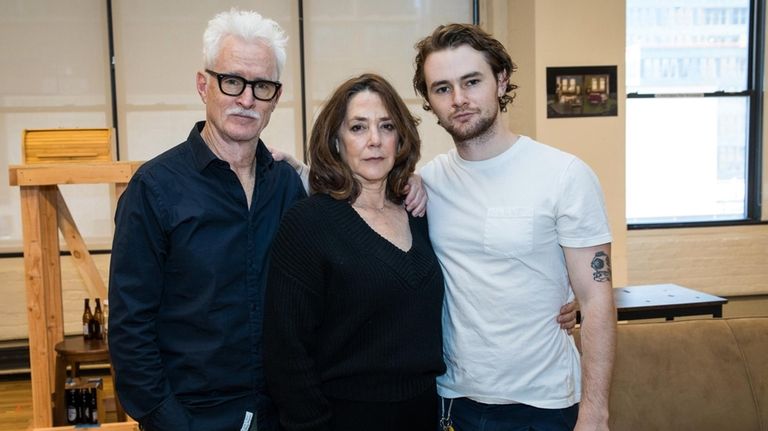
[443,109,497,143]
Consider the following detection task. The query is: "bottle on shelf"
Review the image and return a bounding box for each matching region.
[89,387,98,424]
[82,299,93,340]
[80,386,92,424]
[65,380,79,424]
[92,298,104,340]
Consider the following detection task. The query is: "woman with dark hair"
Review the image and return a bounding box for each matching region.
[263,73,445,431]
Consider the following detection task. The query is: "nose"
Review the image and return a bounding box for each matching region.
[368,127,382,146]
[452,88,468,107]
[236,84,257,108]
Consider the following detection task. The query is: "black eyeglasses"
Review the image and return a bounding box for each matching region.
[205,69,282,101]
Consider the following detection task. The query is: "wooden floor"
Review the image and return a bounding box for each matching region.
[0,376,32,430]
[0,373,118,430]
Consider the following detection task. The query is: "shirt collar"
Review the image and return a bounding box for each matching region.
[189,120,275,173]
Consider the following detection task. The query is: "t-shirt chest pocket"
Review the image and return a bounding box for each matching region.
[482,207,534,257]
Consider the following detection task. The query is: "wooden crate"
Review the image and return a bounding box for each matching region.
[23,128,113,164]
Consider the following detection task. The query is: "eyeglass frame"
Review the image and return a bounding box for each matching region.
[205,69,282,102]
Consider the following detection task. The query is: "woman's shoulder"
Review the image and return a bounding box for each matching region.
[272,194,355,263]
[288,193,341,213]
[282,193,346,228]
[408,209,430,228]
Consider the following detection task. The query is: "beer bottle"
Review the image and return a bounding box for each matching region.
[92,299,104,340]
[74,388,83,424]
[82,299,93,340]
[89,387,99,424]
[65,381,78,424]
[81,387,92,424]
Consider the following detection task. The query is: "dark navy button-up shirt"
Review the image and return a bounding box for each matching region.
[108,121,306,429]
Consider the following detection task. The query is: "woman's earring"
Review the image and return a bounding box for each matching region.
[334,138,340,153]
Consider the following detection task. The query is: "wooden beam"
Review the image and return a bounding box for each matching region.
[56,189,108,300]
[8,162,142,187]
[20,185,64,428]
[114,182,129,201]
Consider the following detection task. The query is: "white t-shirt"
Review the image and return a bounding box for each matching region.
[420,136,612,408]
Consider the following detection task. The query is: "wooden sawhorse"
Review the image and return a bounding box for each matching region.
[9,162,141,430]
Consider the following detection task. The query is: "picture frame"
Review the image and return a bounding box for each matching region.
[546,65,618,118]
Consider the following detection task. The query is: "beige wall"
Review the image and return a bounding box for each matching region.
[498,0,629,286]
[627,225,768,296]
[0,255,110,340]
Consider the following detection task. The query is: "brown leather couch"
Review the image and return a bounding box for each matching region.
[576,317,768,431]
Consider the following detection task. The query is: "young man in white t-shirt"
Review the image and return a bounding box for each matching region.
[413,24,616,431]
[271,25,592,430]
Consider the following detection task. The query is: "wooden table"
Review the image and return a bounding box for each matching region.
[9,162,141,430]
[578,283,728,322]
[53,336,126,425]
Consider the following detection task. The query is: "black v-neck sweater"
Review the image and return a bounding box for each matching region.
[264,193,445,430]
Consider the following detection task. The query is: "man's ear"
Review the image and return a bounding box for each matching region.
[497,71,509,97]
[271,86,283,108]
[196,70,208,103]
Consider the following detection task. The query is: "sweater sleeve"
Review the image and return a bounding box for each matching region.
[263,201,332,431]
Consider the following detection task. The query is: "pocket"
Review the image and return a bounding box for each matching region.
[482,207,534,257]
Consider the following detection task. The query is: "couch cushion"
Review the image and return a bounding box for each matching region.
[727,317,768,431]
[579,319,761,431]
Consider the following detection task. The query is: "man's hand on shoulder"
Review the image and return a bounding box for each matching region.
[269,147,309,193]
[404,173,427,217]
[268,147,304,171]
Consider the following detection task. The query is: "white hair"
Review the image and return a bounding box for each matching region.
[202,8,288,79]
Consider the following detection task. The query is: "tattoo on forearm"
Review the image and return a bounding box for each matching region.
[591,251,612,282]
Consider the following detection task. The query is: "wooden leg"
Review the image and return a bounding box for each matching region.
[20,185,64,428]
[53,355,67,426]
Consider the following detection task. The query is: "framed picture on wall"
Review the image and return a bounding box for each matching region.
[546,65,618,118]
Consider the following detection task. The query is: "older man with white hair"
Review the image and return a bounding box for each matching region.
[108,9,305,431]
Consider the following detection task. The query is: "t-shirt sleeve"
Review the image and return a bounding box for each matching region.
[555,157,613,248]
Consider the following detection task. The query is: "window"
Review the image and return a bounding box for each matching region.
[625,0,763,226]
[0,0,473,252]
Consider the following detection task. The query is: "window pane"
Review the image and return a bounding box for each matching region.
[113,1,301,161]
[0,0,111,251]
[626,97,748,223]
[626,1,750,93]
[303,0,472,164]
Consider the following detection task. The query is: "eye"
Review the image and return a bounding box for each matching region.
[466,78,481,87]
[381,123,396,131]
[350,124,365,132]
[434,86,450,95]
[222,76,243,87]
[253,81,270,90]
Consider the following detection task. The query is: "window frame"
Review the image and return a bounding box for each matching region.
[626,0,765,230]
